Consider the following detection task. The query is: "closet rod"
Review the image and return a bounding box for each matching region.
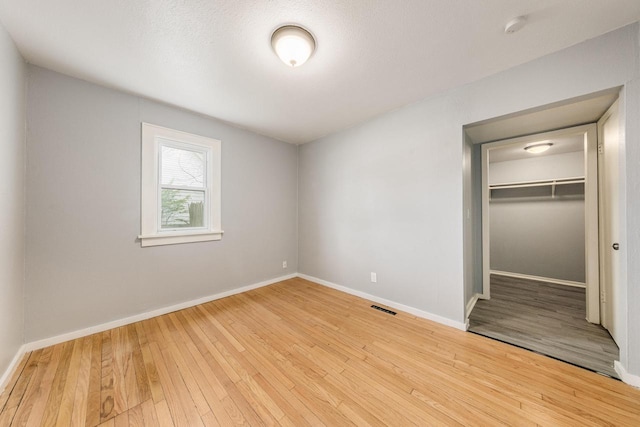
[489,177,584,190]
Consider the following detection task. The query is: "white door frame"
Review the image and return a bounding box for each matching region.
[597,99,621,341]
[480,124,600,323]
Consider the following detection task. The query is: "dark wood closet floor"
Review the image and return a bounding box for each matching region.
[468,275,619,379]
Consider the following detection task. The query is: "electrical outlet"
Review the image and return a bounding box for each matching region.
[371,272,377,283]
[282,261,287,269]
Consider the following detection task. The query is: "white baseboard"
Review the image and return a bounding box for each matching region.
[615,361,640,388]
[466,293,481,318]
[9,272,638,389]
[297,274,467,331]
[24,274,297,353]
[490,270,586,288]
[0,344,27,395]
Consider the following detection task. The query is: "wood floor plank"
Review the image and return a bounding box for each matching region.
[223,379,267,427]
[166,317,236,425]
[113,410,128,427]
[70,336,94,426]
[110,328,129,415]
[336,400,384,427]
[219,395,250,426]
[137,322,165,404]
[158,347,206,426]
[128,324,151,404]
[0,350,41,426]
[56,336,86,425]
[97,417,115,427]
[252,372,321,427]
[234,377,280,426]
[23,345,63,426]
[41,340,75,425]
[0,351,31,415]
[127,401,145,427]
[341,362,460,426]
[224,312,299,389]
[11,348,52,427]
[121,326,140,410]
[100,330,116,422]
[153,399,174,427]
[323,372,412,426]
[162,339,210,418]
[148,337,196,427]
[200,411,220,427]
[2,278,640,426]
[139,398,159,425]
[85,333,103,427]
[69,336,97,426]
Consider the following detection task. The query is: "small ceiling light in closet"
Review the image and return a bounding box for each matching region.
[524,142,553,154]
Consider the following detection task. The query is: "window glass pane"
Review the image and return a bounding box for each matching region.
[161,144,205,188]
[161,189,205,228]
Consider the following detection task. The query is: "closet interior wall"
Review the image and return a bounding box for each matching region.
[489,151,586,284]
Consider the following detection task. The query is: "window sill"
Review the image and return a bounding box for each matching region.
[138,230,224,247]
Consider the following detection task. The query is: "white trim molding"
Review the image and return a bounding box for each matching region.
[0,344,28,395]
[24,274,296,352]
[615,361,640,388]
[490,270,586,288]
[140,123,222,247]
[481,124,600,323]
[466,293,481,319]
[297,274,467,331]
[8,273,640,389]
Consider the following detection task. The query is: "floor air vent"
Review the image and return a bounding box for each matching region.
[371,305,396,315]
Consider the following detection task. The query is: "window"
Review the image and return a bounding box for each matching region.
[140,123,222,247]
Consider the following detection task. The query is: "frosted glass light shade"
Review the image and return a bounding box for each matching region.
[271,25,315,67]
[524,143,553,154]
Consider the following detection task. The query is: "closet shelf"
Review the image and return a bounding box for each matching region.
[490,176,585,199]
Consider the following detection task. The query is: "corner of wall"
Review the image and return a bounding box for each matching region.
[0,20,27,395]
[0,345,27,394]
[615,361,640,388]
[298,274,468,331]
[21,51,28,350]
[295,142,300,273]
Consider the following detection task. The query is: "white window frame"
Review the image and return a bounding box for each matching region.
[139,123,222,247]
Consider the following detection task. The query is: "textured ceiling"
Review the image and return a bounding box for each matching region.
[1,1,639,144]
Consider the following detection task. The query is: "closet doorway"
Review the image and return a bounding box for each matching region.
[468,123,620,378]
[481,124,599,319]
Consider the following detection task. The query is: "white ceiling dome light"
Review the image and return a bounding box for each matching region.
[271,25,316,68]
[524,142,553,154]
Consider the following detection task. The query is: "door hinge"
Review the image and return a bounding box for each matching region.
[598,144,604,154]
[600,290,606,303]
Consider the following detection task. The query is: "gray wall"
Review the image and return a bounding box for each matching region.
[490,200,585,282]
[298,24,640,375]
[489,151,585,184]
[25,67,298,342]
[0,22,25,381]
[489,152,585,282]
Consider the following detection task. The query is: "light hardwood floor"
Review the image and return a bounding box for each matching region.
[469,274,619,378]
[1,278,640,426]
